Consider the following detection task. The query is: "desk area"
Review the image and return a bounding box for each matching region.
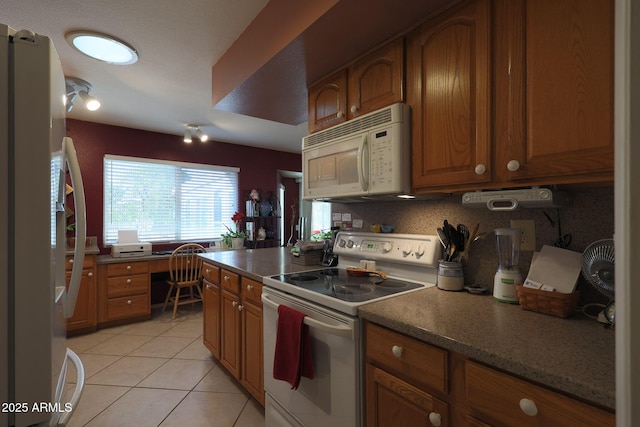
[96,251,223,327]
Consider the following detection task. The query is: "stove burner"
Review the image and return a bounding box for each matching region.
[372,278,410,288]
[333,284,374,295]
[289,274,320,282]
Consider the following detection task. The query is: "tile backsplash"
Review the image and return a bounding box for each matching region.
[331,185,614,303]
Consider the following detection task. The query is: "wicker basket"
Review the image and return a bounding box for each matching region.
[516,285,580,318]
[291,250,323,266]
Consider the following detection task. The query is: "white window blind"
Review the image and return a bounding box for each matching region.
[104,155,239,245]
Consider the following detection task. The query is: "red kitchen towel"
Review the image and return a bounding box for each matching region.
[273,305,314,389]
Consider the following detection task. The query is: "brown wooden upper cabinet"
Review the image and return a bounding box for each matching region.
[408,0,492,191]
[409,0,614,193]
[307,38,405,134]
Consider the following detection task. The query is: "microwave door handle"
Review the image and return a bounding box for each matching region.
[358,134,368,191]
[261,293,354,339]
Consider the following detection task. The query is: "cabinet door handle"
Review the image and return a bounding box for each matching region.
[519,398,538,416]
[391,345,403,358]
[224,275,230,282]
[232,301,238,308]
[246,284,253,291]
[350,105,359,115]
[474,164,486,175]
[68,259,74,264]
[428,412,442,426]
[336,110,344,118]
[238,305,243,312]
[205,269,210,274]
[507,159,521,171]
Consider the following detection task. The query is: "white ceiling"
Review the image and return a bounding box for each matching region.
[3,0,308,153]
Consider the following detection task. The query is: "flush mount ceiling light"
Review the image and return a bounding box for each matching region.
[184,125,208,143]
[65,31,138,65]
[65,77,101,112]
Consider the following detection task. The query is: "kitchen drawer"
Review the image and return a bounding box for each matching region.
[203,262,220,283]
[66,255,95,271]
[107,294,149,320]
[465,360,615,427]
[220,269,240,294]
[107,274,149,298]
[106,261,149,277]
[241,277,262,305]
[365,322,448,393]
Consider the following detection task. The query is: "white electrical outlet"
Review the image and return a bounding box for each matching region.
[510,219,536,251]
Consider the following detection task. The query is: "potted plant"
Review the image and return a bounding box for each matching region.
[221,211,247,249]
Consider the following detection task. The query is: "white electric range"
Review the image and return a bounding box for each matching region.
[262,231,441,427]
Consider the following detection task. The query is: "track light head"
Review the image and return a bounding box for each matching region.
[65,77,101,112]
[195,127,208,142]
[183,126,193,143]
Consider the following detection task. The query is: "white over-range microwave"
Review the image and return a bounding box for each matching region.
[302,103,412,202]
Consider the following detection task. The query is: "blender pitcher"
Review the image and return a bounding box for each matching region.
[493,228,523,303]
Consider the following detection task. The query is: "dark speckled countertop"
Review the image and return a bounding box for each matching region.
[359,287,615,409]
[198,247,321,282]
[200,247,615,410]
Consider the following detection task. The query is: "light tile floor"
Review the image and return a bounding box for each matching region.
[64,304,265,427]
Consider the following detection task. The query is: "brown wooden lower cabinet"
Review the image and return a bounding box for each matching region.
[203,262,264,405]
[364,321,614,427]
[97,260,150,327]
[65,254,97,335]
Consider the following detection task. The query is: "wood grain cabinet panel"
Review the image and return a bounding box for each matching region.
[366,364,449,427]
[466,360,615,427]
[408,0,492,191]
[65,254,97,335]
[493,0,614,185]
[308,69,348,133]
[348,38,404,120]
[221,288,241,378]
[203,262,221,359]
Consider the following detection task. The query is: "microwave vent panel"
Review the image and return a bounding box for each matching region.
[303,103,404,149]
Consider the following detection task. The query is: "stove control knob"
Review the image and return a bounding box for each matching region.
[415,244,425,258]
[338,239,346,248]
[402,244,413,256]
[382,242,393,253]
[346,240,355,248]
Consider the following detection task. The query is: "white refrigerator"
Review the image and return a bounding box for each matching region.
[1,24,86,427]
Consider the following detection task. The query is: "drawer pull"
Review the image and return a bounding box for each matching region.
[205,269,210,274]
[88,272,93,277]
[68,259,74,264]
[126,265,132,270]
[127,300,132,305]
[224,275,230,282]
[232,301,238,308]
[519,398,538,416]
[428,412,442,426]
[238,305,243,312]
[391,345,403,358]
[246,284,253,291]
[126,278,132,284]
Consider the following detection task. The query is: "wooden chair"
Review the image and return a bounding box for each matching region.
[163,243,206,319]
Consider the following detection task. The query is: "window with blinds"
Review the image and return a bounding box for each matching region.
[104,155,239,245]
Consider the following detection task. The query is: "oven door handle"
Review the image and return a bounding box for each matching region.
[262,293,355,340]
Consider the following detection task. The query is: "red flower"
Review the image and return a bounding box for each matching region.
[231,211,245,224]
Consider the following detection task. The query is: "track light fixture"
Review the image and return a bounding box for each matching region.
[183,125,208,143]
[65,77,101,112]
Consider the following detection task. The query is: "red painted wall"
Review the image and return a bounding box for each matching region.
[66,119,301,254]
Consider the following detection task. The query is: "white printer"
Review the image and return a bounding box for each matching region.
[111,230,152,257]
[111,242,152,257]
